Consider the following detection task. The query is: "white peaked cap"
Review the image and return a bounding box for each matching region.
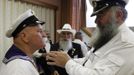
[6,9,45,38]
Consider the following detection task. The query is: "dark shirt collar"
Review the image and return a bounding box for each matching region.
[3,44,29,64]
[5,44,27,59]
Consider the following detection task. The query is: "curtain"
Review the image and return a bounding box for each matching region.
[71,0,86,30]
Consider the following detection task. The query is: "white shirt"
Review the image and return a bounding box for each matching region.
[73,39,88,56]
[45,41,51,53]
[0,59,39,75]
[65,23,134,75]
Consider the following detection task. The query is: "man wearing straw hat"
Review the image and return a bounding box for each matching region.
[50,23,83,75]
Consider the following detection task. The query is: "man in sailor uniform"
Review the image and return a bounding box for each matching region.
[0,9,46,75]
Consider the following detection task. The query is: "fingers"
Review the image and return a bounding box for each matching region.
[46,54,57,65]
[47,52,57,57]
[49,51,65,54]
[46,51,70,67]
[46,51,61,65]
[54,70,59,75]
[46,51,64,59]
[47,61,56,65]
[46,54,57,62]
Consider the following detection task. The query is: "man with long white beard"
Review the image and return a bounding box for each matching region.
[50,23,83,75]
[90,12,119,53]
[51,23,83,58]
[46,0,134,75]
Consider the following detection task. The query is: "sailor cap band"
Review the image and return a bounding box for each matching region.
[6,9,45,38]
[90,0,129,17]
[12,15,45,37]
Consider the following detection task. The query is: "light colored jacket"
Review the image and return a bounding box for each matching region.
[0,59,39,75]
[0,45,39,75]
[73,39,88,56]
[65,23,134,75]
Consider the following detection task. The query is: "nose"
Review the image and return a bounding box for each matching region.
[95,15,102,24]
[63,34,68,39]
[95,16,99,24]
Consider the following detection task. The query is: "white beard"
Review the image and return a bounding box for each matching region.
[90,28,100,46]
[90,13,118,51]
[59,39,72,52]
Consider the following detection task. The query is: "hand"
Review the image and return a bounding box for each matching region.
[51,70,59,75]
[46,51,71,68]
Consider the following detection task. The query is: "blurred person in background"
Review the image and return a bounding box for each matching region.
[50,23,83,75]
[73,31,89,56]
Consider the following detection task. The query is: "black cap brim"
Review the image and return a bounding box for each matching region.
[35,21,45,25]
[12,16,45,37]
[91,0,126,17]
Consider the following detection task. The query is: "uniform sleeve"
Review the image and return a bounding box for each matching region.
[80,42,88,56]
[65,54,124,75]
[3,59,39,75]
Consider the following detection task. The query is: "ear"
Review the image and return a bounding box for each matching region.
[20,32,29,43]
[116,8,123,22]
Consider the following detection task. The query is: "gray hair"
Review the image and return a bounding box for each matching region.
[110,6,128,22]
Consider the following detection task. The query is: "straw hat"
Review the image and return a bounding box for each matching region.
[57,23,76,35]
